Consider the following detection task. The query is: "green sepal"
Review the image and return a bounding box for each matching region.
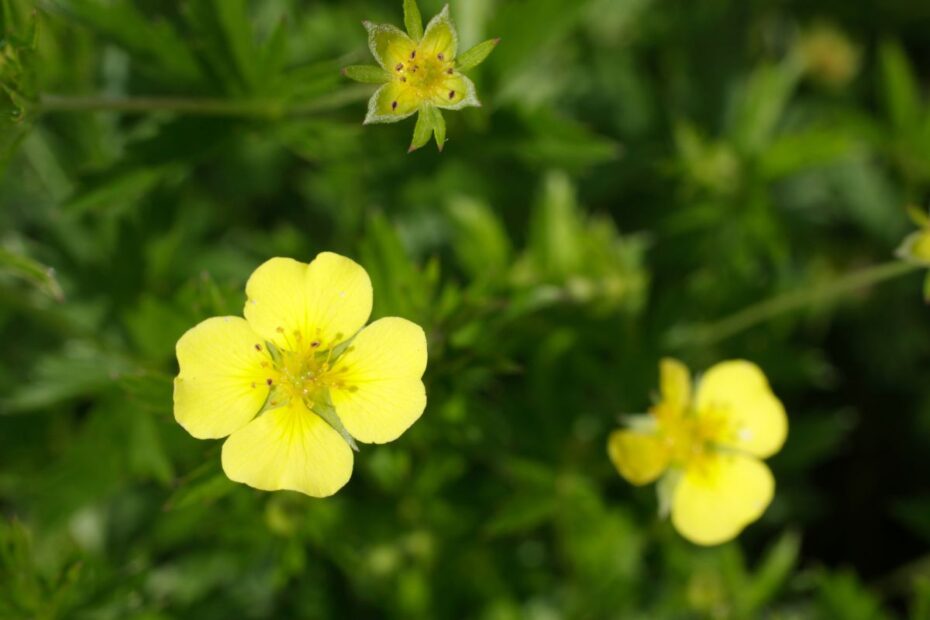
[430,106,446,151]
[311,399,359,452]
[409,107,434,152]
[341,64,391,84]
[924,272,930,304]
[404,0,423,41]
[456,38,500,72]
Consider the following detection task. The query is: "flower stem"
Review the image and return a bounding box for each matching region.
[668,260,922,348]
[38,86,374,119]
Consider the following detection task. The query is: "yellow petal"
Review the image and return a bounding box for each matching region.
[428,72,480,110]
[418,5,457,60]
[695,360,787,458]
[221,401,354,498]
[364,22,416,70]
[671,453,774,546]
[329,317,427,444]
[364,81,421,124]
[607,429,670,485]
[173,316,271,439]
[244,253,373,352]
[659,357,692,413]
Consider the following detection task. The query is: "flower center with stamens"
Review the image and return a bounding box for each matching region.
[259,330,357,411]
[393,49,455,100]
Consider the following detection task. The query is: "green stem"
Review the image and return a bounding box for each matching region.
[669,260,922,348]
[38,85,374,119]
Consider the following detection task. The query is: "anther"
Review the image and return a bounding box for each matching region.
[437,53,444,61]
[410,50,416,59]
[254,344,262,351]
[395,62,403,71]
[311,340,321,348]
[447,68,453,75]
[392,101,398,110]
[266,378,273,386]
[449,90,456,99]
[276,326,284,334]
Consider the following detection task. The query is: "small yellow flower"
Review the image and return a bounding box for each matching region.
[173,252,428,498]
[896,205,930,301]
[343,0,499,151]
[608,358,788,546]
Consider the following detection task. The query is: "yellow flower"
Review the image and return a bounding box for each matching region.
[173,252,428,498]
[343,1,499,151]
[608,358,787,545]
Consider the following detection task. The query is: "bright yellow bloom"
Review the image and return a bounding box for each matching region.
[608,358,787,545]
[173,253,428,497]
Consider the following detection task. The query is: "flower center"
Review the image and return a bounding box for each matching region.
[655,404,732,469]
[393,49,455,100]
[258,331,356,411]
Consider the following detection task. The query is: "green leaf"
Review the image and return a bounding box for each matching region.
[408,107,434,152]
[879,39,921,130]
[456,38,500,71]
[341,64,391,84]
[0,247,64,301]
[739,531,801,614]
[446,196,512,278]
[924,272,930,304]
[429,106,446,151]
[404,0,424,40]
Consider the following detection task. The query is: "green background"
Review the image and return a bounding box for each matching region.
[2,0,930,618]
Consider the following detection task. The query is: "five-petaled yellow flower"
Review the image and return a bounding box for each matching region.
[173,252,428,498]
[343,0,499,151]
[608,358,787,545]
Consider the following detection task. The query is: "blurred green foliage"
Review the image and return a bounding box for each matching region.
[2,0,930,618]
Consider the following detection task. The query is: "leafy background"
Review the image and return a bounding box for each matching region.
[2,0,930,618]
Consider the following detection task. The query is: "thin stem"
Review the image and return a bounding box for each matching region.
[38,85,373,119]
[668,260,922,348]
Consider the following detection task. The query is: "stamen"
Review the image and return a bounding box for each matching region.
[266,378,273,386]
[447,68,453,75]
[311,340,321,348]
[395,62,404,71]
[392,101,398,110]
[254,344,262,351]
[437,53,444,61]
[410,50,416,59]
[449,90,456,99]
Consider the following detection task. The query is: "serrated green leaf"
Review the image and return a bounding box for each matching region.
[341,64,391,84]
[404,0,424,40]
[456,38,500,71]
[409,107,434,152]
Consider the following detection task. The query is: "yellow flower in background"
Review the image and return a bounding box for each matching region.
[608,358,787,545]
[173,252,428,497]
[343,0,499,152]
[896,205,930,301]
